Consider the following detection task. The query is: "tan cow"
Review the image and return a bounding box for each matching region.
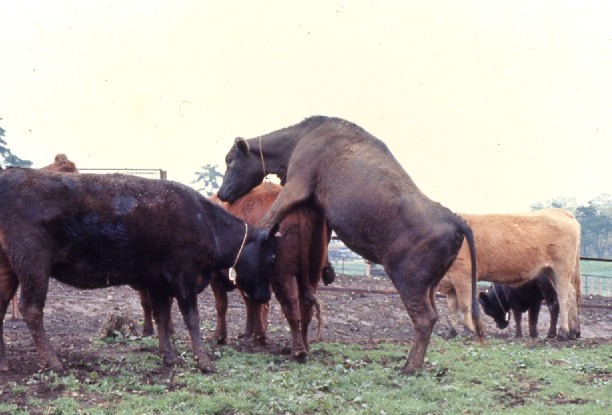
[439,208,581,340]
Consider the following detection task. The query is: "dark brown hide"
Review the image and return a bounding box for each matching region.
[8,155,79,320]
[0,168,277,373]
[217,116,481,374]
[210,183,328,361]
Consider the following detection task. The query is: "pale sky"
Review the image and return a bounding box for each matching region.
[1,0,610,214]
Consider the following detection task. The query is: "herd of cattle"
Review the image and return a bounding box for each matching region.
[0,116,582,375]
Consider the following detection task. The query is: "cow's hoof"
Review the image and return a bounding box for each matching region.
[142,328,154,337]
[0,361,10,372]
[253,335,266,347]
[556,331,570,341]
[197,360,216,374]
[47,363,66,374]
[163,354,182,367]
[401,364,420,376]
[214,336,227,345]
[293,350,308,363]
[445,327,458,339]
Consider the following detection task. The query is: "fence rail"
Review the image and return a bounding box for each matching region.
[79,168,167,179]
[328,251,612,297]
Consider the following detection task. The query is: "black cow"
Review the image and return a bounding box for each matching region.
[478,275,559,338]
[0,168,278,373]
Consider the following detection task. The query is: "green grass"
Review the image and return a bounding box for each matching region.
[3,336,610,415]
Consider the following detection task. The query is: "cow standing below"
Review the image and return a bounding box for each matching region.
[0,168,278,373]
[210,183,328,361]
[478,275,559,338]
[439,208,581,340]
[217,115,482,374]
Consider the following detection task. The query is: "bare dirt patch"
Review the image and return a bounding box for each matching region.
[2,274,611,407]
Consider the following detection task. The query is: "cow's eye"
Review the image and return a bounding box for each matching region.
[225,156,233,165]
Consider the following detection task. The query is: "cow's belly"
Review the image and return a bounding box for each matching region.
[51,262,135,289]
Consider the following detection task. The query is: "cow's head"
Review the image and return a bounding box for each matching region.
[232,223,279,303]
[478,287,511,329]
[217,137,264,203]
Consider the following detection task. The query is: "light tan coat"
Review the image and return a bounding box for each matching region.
[439,208,581,339]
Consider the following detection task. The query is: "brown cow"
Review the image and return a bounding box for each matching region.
[0,168,278,373]
[209,183,327,361]
[438,208,581,340]
[217,115,482,374]
[8,154,79,319]
[42,154,79,173]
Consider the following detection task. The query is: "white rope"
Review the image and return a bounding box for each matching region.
[229,222,249,284]
[491,284,510,322]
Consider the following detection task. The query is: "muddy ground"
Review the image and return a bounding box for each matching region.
[1,274,611,407]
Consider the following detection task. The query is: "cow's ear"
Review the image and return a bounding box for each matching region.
[235,137,249,154]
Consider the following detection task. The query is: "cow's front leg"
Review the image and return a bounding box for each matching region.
[136,289,155,337]
[242,295,268,346]
[176,293,215,373]
[210,276,229,344]
[19,279,63,372]
[527,302,541,338]
[513,308,524,338]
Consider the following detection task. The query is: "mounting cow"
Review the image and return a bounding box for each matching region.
[0,168,278,373]
[478,275,559,338]
[217,115,482,374]
[439,208,581,340]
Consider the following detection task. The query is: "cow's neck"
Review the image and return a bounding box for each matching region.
[251,132,298,185]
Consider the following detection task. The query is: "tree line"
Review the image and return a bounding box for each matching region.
[0,119,31,168]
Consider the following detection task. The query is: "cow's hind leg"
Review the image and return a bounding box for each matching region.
[0,269,19,372]
[136,289,155,337]
[299,288,321,354]
[174,291,215,373]
[527,302,541,339]
[546,269,574,340]
[271,275,307,361]
[389,267,440,375]
[148,290,182,367]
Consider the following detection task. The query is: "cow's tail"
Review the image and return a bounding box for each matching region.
[313,296,323,342]
[458,219,484,343]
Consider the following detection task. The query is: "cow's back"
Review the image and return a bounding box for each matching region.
[449,208,580,285]
[0,168,223,288]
